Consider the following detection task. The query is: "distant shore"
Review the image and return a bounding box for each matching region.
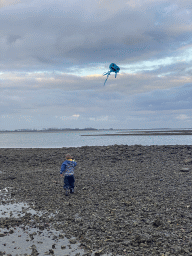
[81,129,192,136]
[0,128,100,133]
[1,128,192,135]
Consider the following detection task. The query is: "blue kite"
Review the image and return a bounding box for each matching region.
[103,63,120,85]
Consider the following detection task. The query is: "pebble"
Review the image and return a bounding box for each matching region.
[184,158,192,164]
[1,145,192,255]
[70,239,77,244]
[180,167,190,172]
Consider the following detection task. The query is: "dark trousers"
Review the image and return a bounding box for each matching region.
[64,175,75,190]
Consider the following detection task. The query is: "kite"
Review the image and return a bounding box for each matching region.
[103,63,120,85]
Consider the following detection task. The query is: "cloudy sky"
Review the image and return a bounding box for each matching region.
[1,0,192,130]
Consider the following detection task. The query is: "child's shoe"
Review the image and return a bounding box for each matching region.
[70,188,74,194]
[65,189,69,196]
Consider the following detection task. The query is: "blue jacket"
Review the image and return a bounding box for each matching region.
[60,159,77,176]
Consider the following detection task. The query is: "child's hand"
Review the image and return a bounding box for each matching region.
[60,174,63,177]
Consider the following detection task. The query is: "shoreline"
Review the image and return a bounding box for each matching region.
[81,132,192,136]
[0,145,192,255]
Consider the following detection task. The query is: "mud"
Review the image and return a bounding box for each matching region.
[0,145,192,255]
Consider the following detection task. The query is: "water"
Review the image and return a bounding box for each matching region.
[0,187,112,256]
[0,226,85,255]
[0,187,84,255]
[0,129,192,148]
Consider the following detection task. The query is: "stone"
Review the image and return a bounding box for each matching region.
[180,167,190,172]
[59,233,65,239]
[1,145,192,255]
[69,239,76,244]
[153,219,162,227]
[184,158,192,164]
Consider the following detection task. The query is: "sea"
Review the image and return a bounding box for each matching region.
[0,129,192,148]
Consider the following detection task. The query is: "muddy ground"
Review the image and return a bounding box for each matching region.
[0,145,192,255]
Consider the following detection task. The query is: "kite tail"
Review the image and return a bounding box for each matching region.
[104,76,109,86]
[103,71,110,76]
[103,71,111,85]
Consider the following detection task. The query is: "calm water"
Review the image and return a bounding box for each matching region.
[0,130,192,148]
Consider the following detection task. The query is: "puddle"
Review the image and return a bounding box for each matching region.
[0,187,46,219]
[0,226,85,255]
[0,202,42,218]
[0,187,12,201]
[0,188,44,219]
[0,225,112,256]
[0,188,85,255]
[0,188,112,256]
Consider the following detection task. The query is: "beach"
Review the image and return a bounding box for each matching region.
[0,145,192,255]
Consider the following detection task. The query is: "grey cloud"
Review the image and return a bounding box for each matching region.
[0,0,192,72]
[1,83,192,129]
[7,35,22,44]
[1,0,192,130]
[128,84,192,111]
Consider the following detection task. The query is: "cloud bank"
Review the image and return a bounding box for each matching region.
[1,0,192,129]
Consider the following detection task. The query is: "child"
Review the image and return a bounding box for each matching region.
[60,153,77,196]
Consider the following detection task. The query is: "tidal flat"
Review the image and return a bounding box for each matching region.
[0,145,192,255]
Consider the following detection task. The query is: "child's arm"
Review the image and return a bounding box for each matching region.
[60,162,66,177]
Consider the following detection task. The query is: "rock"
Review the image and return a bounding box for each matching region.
[69,239,76,244]
[59,233,65,239]
[94,251,102,256]
[184,158,192,164]
[153,219,163,227]
[94,254,99,256]
[61,245,66,249]
[122,240,131,246]
[30,245,39,256]
[180,167,190,172]
[1,145,192,255]
[29,234,34,240]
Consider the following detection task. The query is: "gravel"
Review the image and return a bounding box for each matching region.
[0,145,192,255]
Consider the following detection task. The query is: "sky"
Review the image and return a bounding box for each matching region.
[1,0,192,130]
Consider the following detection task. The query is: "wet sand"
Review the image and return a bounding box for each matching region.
[0,145,192,255]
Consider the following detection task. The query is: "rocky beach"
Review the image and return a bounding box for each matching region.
[0,145,192,255]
